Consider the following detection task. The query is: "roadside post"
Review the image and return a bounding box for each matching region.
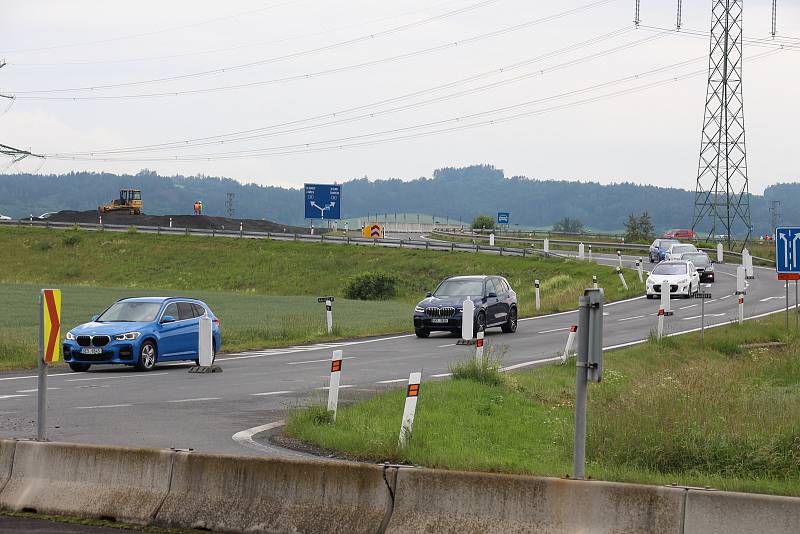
[592,275,597,289]
[318,296,335,334]
[637,258,644,283]
[458,298,475,344]
[239,221,243,238]
[475,329,485,362]
[189,316,222,373]
[657,308,665,340]
[743,248,754,279]
[535,279,541,311]
[738,294,745,325]
[578,242,585,260]
[98,215,102,228]
[737,265,746,295]
[617,267,628,291]
[543,238,550,256]
[489,233,495,246]
[327,350,343,420]
[588,244,593,261]
[617,250,623,269]
[573,288,604,480]
[561,324,578,363]
[693,291,713,344]
[775,227,800,332]
[38,288,61,441]
[169,217,173,228]
[717,243,724,263]
[662,279,673,316]
[398,371,421,447]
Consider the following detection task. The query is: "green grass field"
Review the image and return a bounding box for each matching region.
[0,226,641,369]
[286,313,800,496]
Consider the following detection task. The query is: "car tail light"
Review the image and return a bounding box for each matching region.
[212,318,220,327]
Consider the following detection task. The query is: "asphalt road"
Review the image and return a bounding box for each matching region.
[0,252,795,457]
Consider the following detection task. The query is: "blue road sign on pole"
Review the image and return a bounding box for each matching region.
[304,184,341,220]
[497,212,510,225]
[776,227,800,274]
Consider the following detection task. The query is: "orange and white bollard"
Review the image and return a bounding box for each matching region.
[561,325,578,363]
[327,350,343,420]
[738,295,744,324]
[399,371,421,447]
[475,329,485,362]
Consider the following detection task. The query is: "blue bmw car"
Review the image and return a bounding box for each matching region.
[63,297,221,372]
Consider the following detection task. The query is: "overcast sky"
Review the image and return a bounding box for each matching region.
[1,0,798,193]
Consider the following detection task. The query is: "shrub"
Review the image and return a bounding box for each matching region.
[33,240,52,251]
[344,271,398,300]
[471,215,495,230]
[449,347,505,386]
[62,232,81,247]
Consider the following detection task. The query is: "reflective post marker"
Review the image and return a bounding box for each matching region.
[661,279,672,316]
[326,299,333,334]
[717,242,724,263]
[617,267,628,291]
[637,258,644,283]
[198,316,213,367]
[745,249,755,279]
[588,244,593,261]
[398,371,421,447]
[617,250,623,269]
[562,324,578,363]
[169,217,173,228]
[739,294,744,325]
[592,275,598,289]
[657,307,665,340]
[327,350,343,420]
[475,329,485,363]
[489,233,495,246]
[578,242,585,260]
[239,221,243,238]
[736,265,746,295]
[544,238,550,256]
[38,288,61,441]
[461,298,475,341]
[535,279,541,311]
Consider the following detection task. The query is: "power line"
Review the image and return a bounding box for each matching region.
[7,0,513,95]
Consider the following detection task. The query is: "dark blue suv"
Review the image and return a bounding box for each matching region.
[649,238,680,263]
[413,275,518,338]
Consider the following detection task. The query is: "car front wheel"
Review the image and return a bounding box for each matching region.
[68,362,91,372]
[136,340,157,371]
[474,311,487,337]
[501,307,517,333]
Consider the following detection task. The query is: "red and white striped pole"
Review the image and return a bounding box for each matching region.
[657,307,665,340]
[738,295,744,325]
[561,325,578,363]
[475,329,485,362]
[399,371,421,447]
[327,349,343,420]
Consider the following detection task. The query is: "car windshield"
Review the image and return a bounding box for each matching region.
[682,253,708,265]
[652,263,688,276]
[96,301,162,322]
[661,239,679,247]
[434,279,484,297]
[671,245,696,254]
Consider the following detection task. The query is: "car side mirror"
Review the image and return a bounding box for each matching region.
[426,291,432,297]
[487,292,497,298]
[91,315,99,321]
[161,315,176,323]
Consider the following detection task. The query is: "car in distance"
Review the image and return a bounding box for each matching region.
[646,261,700,299]
[664,243,699,261]
[648,238,680,263]
[63,297,221,372]
[0,214,11,221]
[680,251,714,282]
[664,229,695,240]
[413,275,517,338]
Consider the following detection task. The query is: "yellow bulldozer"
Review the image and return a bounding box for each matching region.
[99,189,143,215]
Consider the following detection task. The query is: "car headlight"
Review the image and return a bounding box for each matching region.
[414,306,425,313]
[114,332,141,341]
[66,332,75,340]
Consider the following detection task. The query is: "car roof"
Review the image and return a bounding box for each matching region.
[445,275,493,281]
[659,260,690,265]
[116,297,203,304]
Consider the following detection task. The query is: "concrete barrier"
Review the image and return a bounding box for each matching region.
[0,440,173,525]
[154,451,392,533]
[385,467,685,534]
[684,489,800,534]
[0,439,15,493]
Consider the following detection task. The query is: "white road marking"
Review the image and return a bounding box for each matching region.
[437,343,457,348]
[501,355,563,371]
[76,385,109,389]
[167,397,221,403]
[221,333,416,361]
[74,404,132,409]
[617,315,646,322]
[16,388,61,393]
[719,295,732,300]
[286,356,356,365]
[0,372,75,382]
[316,385,353,390]
[760,296,784,302]
[537,327,570,334]
[251,390,293,396]
[66,372,168,382]
[376,378,408,384]
[682,313,726,321]
[678,304,698,310]
[430,372,452,378]
[0,394,29,400]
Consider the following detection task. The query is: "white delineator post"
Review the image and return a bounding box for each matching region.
[717,243,724,263]
[169,217,173,228]
[198,316,213,367]
[325,299,333,334]
[592,275,598,289]
[661,278,672,316]
[617,267,628,291]
[737,265,746,295]
[588,244,593,261]
[657,307,665,340]
[489,233,495,246]
[543,238,550,255]
[535,279,541,311]
[475,329,485,363]
[327,350,343,420]
[461,298,475,341]
[398,371,421,447]
[738,294,744,325]
[637,258,644,283]
[617,250,623,269]
[578,242,585,260]
[743,248,754,279]
[561,325,578,363]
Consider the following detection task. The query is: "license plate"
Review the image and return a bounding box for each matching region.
[431,318,449,324]
[81,347,102,355]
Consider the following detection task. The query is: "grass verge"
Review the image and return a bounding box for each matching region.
[285,312,800,496]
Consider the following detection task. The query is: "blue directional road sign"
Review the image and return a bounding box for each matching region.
[304,184,341,220]
[775,227,800,275]
[497,212,510,225]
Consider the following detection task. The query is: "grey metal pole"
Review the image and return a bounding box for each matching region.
[796,281,798,330]
[37,291,47,441]
[787,281,790,331]
[573,294,590,480]
[701,295,705,345]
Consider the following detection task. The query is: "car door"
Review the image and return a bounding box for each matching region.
[650,240,659,261]
[157,302,182,359]
[687,262,700,289]
[484,279,503,325]
[174,302,200,359]
[494,278,511,322]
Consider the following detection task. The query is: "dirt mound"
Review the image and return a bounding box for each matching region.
[47,210,321,234]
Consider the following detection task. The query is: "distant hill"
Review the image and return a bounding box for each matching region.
[0,165,796,234]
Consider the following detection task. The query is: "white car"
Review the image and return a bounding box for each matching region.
[664,243,698,261]
[0,214,11,221]
[646,261,700,299]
